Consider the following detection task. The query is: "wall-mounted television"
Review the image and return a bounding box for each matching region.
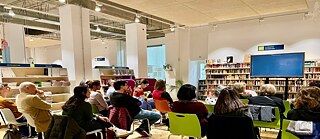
[250,52,305,77]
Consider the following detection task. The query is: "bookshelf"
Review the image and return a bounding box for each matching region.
[197,79,207,100]
[204,60,320,99]
[0,67,70,111]
[97,68,134,86]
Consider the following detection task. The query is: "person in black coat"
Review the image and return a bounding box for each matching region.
[288,86,320,122]
[248,84,285,118]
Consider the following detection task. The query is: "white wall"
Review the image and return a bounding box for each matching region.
[208,14,320,61]
[30,45,62,64]
[147,37,165,46]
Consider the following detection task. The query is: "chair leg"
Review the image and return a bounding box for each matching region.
[167,134,171,139]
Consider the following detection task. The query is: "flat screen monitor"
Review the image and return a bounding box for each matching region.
[250,52,305,77]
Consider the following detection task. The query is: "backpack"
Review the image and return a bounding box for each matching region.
[3,128,22,139]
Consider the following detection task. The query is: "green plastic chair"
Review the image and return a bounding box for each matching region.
[281,119,299,139]
[168,112,202,139]
[253,107,281,129]
[240,99,249,104]
[91,104,99,114]
[204,104,214,113]
[283,100,291,117]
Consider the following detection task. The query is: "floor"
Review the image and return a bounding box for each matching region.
[0,122,278,139]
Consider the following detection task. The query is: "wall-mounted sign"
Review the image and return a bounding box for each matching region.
[258,44,284,51]
[95,57,106,61]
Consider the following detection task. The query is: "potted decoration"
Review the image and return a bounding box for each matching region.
[163,64,173,71]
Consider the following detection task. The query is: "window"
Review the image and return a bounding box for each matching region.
[147,45,165,80]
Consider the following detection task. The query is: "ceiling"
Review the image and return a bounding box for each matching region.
[109,0,310,26]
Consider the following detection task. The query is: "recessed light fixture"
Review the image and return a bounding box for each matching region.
[259,18,264,22]
[8,9,15,16]
[95,5,101,12]
[170,25,175,32]
[96,26,101,32]
[29,37,34,42]
[134,14,141,23]
[59,0,66,3]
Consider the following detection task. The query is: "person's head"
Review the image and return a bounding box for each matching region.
[309,81,320,88]
[0,83,10,97]
[79,79,91,86]
[177,84,196,101]
[19,82,38,95]
[214,87,245,114]
[88,80,101,91]
[62,85,90,110]
[260,84,276,96]
[139,79,149,89]
[213,85,225,97]
[114,80,128,93]
[294,86,320,111]
[233,82,246,94]
[155,80,166,91]
[108,80,115,87]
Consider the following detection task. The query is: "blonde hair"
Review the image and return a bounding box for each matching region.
[233,82,246,94]
[19,82,36,93]
[260,84,276,95]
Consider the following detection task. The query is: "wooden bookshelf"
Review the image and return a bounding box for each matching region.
[197,79,207,100]
[97,68,134,86]
[0,67,70,111]
[204,60,320,99]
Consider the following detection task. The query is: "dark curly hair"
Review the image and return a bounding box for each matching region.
[62,85,89,110]
[294,86,320,111]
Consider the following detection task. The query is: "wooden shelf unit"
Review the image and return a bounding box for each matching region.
[0,67,70,110]
[98,68,134,86]
[204,61,320,99]
[197,79,207,100]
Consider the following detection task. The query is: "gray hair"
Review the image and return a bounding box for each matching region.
[233,82,246,94]
[214,85,226,97]
[19,82,36,93]
[260,84,277,95]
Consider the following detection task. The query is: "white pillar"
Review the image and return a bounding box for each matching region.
[125,23,147,78]
[59,4,92,85]
[2,23,26,63]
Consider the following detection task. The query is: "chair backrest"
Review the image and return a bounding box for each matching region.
[91,104,99,114]
[281,119,299,139]
[204,104,214,113]
[208,114,258,139]
[241,99,249,104]
[168,112,201,138]
[283,100,291,117]
[154,99,171,113]
[252,107,281,129]
[0,108,21,125]
[23,113,36,127]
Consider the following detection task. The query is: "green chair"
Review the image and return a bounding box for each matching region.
[204,104,214,113]
[283,100,291,117]
[91,104,99,114]
[281,119,299,139]
[168,112,202,139]
[253,107,281,129]
[240,99,249,104]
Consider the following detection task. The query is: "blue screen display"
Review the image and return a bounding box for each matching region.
[251,53,304,77]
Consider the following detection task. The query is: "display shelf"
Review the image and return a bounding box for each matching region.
[197,79,207,100]
[204,61,320,99]
[0,67,70,111]
[96,68,135,86]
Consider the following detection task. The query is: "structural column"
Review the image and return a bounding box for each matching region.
[59,4,92,85]
[125,23,147,77]
[1,23,26,63]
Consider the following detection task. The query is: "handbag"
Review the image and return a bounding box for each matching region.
[3,128,22,139]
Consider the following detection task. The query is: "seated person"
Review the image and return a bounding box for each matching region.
[62,85,132,139]
[172,84,208,138]
[248,84,285,118]
[288,86,320,121]
[0,83,36,137]
[205,85,225,105]
[110,81,161,137]
[16,82,52,133]
[105,80,116,100]
[87,80,109,116]
[134,79,149,98]
[233,82,252,99]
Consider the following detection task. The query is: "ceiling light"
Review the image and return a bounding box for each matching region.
[170,25,175,32]
[95,5,101,12]
[96,26,101,32]
[259,18,264,22]
[29,37,34,42]
[134,14,141,23]
[101,39,105,44]
[58,0,66,3]
[8,9,15,16]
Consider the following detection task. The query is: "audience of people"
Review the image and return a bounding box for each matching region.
[233,82,252,99]
[205,85,225,105]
